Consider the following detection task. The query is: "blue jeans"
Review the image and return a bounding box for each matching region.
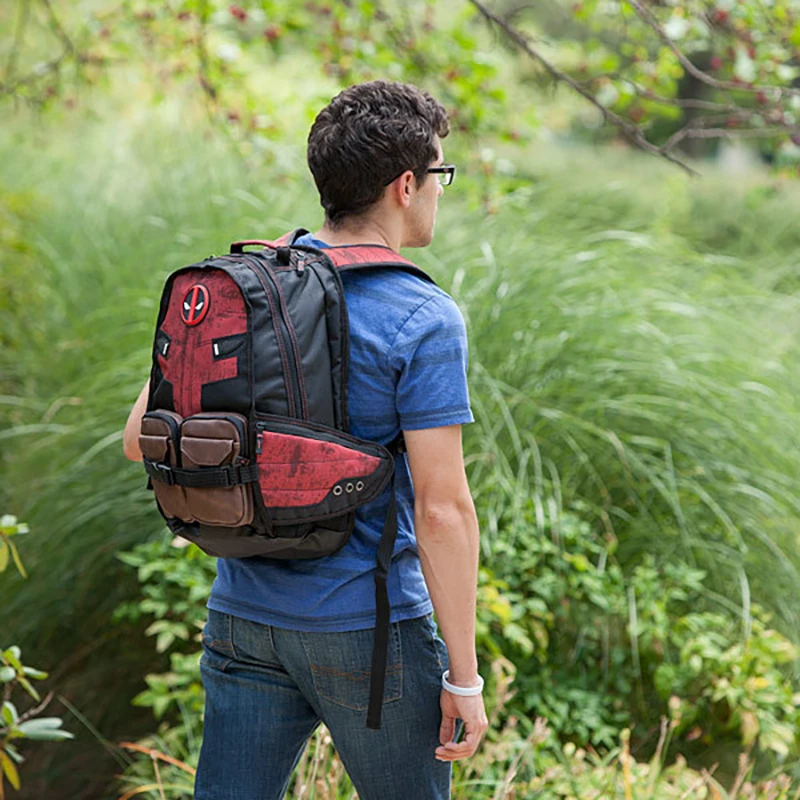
[194,609,461,799]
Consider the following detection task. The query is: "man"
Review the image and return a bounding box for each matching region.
[123,79,488,799]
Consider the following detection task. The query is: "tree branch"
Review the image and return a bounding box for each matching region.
[16,691,54,724]
[0,52,68,97]
[39,0,80,59]
[4,0,31,85]
[579,73,740,112]
[625,0,800,101]
[467,0,700,176]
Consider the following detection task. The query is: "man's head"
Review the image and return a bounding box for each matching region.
[307,80,450,247]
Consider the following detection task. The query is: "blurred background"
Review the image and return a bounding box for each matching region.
[3,1,800,797]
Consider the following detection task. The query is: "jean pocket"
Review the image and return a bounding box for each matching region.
[201,608,237,659]
[303,623,403,711]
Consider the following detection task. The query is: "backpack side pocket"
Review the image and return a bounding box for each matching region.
[180,413,254,527]
[140,410,193,521]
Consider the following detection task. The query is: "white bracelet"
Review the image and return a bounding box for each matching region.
[442,669,484,696]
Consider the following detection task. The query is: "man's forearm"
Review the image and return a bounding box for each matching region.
[415,502,481,685]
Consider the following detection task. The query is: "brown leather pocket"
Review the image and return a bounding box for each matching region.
[139,411,192,520]
[180,413,254,527]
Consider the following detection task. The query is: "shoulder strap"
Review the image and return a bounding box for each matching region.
[301,237,437,285]
[230,231,437,285]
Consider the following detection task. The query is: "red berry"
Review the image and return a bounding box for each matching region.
[229,5,247,22]
[713,8,728,23]
[710,55,723,70]
[263,24,281,42]
[756,91,768,105]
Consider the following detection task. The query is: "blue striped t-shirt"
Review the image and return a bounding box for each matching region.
[207,234,474,632]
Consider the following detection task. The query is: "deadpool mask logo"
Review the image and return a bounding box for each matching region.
[182,284,210,326]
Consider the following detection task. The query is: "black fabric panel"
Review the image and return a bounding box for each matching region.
[171,517,354,559]
[151,369,175,412]
[288,249,350,432]
[221,259,292,418]
[200,370,250,413]
[275,264,340,428]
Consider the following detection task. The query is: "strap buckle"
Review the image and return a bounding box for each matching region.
[154,462,175,486]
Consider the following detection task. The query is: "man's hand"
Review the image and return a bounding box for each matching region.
[435,689,488,761]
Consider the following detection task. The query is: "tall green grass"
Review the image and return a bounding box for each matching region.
[3,98,800,791]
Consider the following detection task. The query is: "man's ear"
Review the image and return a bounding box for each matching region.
[393,170,415,209]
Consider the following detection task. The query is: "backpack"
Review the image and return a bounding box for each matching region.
[139,227,437,729]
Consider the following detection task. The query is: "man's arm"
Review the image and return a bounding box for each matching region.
[404,424,480,683]
[123,379,150,461]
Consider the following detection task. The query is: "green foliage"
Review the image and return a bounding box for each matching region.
[0,518,72,799]
[656,611,800,758]
[0,516,28,579]
[474,505,800,757]
[114,537,215,724]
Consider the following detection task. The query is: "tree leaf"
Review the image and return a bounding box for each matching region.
[16,677,39,703]
[0,752,19,791]
[16,717,64,733]
[1,703,17,727]
[13,728,73,742]
[8,541,26,579]
[21,667,47,680]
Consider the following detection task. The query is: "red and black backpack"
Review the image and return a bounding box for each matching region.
[140,227,437,729]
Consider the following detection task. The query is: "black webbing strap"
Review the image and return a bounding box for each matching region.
[143,458,259,488]
[366,470,398,730]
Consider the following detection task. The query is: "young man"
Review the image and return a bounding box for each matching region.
[123,79,487,799]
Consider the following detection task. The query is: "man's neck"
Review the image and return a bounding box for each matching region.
[315,219,401,253]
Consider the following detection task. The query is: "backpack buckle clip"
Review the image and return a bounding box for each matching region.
[154,462,176,486]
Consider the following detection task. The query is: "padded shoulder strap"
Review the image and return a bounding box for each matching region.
[320,243,436,285]
[229,231,437,284]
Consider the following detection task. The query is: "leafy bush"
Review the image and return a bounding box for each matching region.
[478,503,800,758]
[0,516,73,798]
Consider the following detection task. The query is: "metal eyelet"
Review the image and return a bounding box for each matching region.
[345,483,354,493]
[332,485,343,496]
[356,481,364,491]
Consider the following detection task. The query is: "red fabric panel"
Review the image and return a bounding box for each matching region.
[158,270,247,417]
[323,244,415,269]
[258,431,381,507]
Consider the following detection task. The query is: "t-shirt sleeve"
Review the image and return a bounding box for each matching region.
[389,292,475,431]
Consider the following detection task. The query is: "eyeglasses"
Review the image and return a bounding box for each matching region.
[383,164,456,187]
[427,165,456,186]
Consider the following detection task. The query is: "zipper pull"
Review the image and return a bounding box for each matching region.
[256,433,263,455]
[296,260,305,274]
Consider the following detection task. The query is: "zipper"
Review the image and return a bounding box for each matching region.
[209,254,298,418]
[244,254,307,420]
[254,415,392,460]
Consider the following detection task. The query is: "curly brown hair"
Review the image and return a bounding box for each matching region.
[307,80,450,228]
